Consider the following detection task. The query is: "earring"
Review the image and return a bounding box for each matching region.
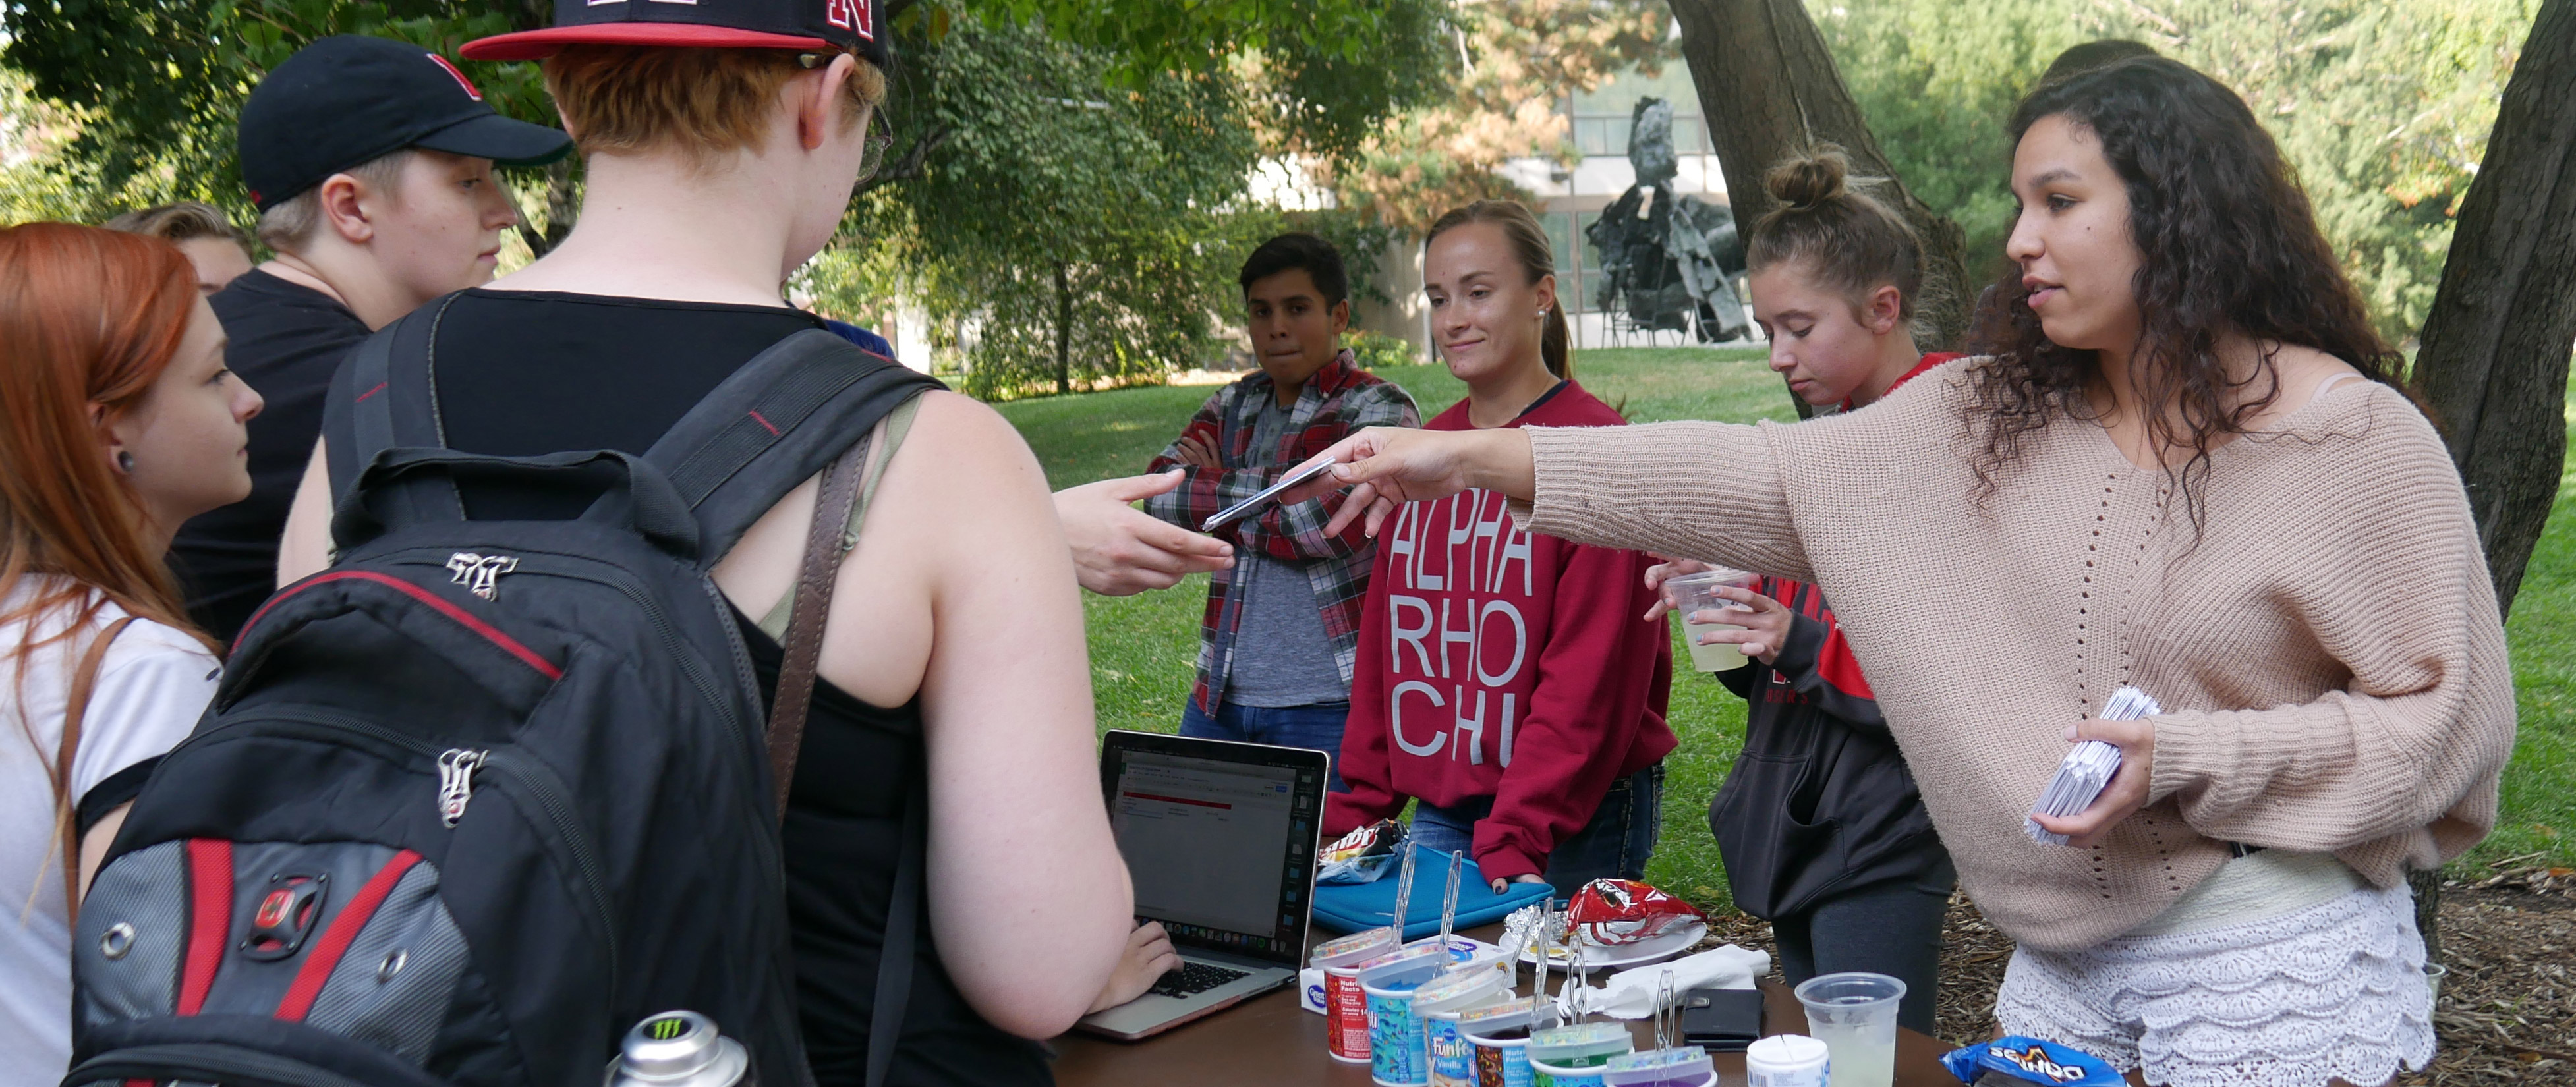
[115,451,134,473]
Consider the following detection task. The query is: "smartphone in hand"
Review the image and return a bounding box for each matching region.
[1199,457,1339,532]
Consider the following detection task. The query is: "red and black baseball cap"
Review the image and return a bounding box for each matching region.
[461,0,889,69]
[239,36,573,211]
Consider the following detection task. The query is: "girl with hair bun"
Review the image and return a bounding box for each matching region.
[1644,146,1958,1034]
[1323,200,1676,900]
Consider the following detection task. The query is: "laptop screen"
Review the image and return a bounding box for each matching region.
[1099,731,1326,970]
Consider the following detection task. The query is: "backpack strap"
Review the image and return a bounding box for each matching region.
[675,334,934,1086]
[324,295,456,516]
[755,397,919,642]
[642,329,944,570]
[761,430,925,1087]
[55,615,137,920]
[766,437,868,820]
[868,777,928,1087]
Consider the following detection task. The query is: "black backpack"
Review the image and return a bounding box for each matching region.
[67,304,942,1087]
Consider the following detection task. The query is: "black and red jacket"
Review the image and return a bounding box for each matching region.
[1708,576,1951,918]
[1705,354,1957,919]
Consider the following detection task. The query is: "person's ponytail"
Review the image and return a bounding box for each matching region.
[1427,199,1574,381]
[1542,303,1571,379]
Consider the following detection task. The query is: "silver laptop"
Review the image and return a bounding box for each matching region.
[1075,731,1328,1040]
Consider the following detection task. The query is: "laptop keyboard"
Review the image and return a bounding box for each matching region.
[1149,961,1250,999]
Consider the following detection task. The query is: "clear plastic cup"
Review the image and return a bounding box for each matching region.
[1792,972,1904,1087]
[1663,569,1757,673]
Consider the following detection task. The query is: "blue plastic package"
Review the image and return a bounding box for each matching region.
[1311,854,1557,941]
[1941,1037,2125,1086]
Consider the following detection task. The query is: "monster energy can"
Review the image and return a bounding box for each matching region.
[606,1011,750,1087]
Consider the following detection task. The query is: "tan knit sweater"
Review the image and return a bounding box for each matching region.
[1518,358,2516,951]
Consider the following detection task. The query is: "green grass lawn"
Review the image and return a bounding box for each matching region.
[999,347,2576,911]
[2485,395,2576,869]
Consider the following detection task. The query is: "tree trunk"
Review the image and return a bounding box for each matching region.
[2399,0,2576,976]
[1665,0,1976,350]
[1054,260,1074,395]
[2409,0,2576,622]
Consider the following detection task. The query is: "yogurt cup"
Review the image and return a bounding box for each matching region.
[1744,1033,1830,1087]
[1601,1046,1713,1087]
[1526,1021,1634,1070]
[1526,1057,1611,1087]
[1315,929,1400,1062]
[1457,1003,1538,1087]
[1417,965,1514,1087]
[1359,949,1449,1086]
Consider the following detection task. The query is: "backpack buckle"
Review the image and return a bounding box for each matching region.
[241,872,329,961]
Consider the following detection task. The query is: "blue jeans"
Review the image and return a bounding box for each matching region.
[1404,764,1664,901]
[1179,699,1351,793]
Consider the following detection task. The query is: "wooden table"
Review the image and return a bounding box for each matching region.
[1052,926,1957,1086]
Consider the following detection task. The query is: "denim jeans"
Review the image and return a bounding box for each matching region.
[1404,763,1665,901]
[1179,698,1351,793]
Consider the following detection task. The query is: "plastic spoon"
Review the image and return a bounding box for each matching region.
[1437,850,1464,959]
[1654,969,1677,1051]
[1531,913,1552,1028]
[1387,840,1419,945]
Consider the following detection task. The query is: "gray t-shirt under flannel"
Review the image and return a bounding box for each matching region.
[1223,397,1350,708]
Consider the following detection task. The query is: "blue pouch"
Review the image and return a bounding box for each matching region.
[1311,855,1556,941]
[1941,1037,2125,1086]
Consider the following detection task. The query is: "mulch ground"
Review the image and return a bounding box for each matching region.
[1692,858,2576,1082]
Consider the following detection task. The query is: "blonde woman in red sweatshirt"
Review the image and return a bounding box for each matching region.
[1321,200,1674,898]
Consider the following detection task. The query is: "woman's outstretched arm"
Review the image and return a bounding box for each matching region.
[1305,420,1814,582]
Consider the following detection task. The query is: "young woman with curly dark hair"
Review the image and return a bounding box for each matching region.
[1298,57,2511,1087]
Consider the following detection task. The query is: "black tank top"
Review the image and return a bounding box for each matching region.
[428,289,1052,1086]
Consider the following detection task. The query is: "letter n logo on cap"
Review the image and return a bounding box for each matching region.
[426,53,484,101]
[827,0,873,39]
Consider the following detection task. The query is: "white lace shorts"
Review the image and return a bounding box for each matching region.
[1993,882,2434,1087]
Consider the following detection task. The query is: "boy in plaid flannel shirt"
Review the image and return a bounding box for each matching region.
[1145,234,1419,787]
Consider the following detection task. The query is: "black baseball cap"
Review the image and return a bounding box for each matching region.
[461,0,888,70]
[238,36,573,211]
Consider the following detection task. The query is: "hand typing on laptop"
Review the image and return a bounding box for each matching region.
[1087,922,1185,1014]
[1076,732,1329,1039]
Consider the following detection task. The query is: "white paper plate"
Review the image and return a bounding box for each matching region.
[1516,921,1707,971]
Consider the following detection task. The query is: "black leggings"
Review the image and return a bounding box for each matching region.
[1770,876,1951,1035]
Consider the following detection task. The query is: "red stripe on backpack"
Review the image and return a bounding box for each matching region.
[275,850,426,1020]
[177,839,233,1015]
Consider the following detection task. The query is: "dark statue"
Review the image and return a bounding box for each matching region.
[1584,97,1752,343]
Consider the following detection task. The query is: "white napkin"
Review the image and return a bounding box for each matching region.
[1558,944,1771,1020]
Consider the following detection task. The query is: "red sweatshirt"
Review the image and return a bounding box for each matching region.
[1325,381,1675,881]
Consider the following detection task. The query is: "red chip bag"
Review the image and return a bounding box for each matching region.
[1566,879,1705,946]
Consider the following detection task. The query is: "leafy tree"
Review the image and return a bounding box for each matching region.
[0,66,101,223]
[1804,0,2082,282]
[1810,0,2541,343]
[0,0,1447,227]
[829,17,1266,398]
[0,1,544,223]
[1316,0,1671,232]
